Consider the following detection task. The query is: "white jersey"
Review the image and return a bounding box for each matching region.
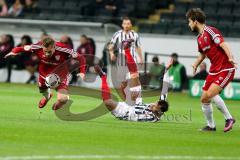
[112,102,160,122]
[110,29,141,66]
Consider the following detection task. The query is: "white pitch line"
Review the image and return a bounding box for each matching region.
[0,155,240,160]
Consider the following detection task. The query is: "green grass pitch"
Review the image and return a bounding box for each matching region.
[0,83,239,160]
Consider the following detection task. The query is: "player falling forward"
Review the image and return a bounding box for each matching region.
[95,40,170,122]
[5,37,86,110]
[186,8,237,132]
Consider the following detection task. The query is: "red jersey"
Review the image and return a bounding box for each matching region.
[197,26,234,75]
[11,41,86,78]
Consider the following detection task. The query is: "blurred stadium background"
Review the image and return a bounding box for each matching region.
[0,0,240,84]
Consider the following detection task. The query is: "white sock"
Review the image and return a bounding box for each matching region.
[42,88,51,100]
[124,84,133,105]
[162,72,170,95]
[212,95,232,120]
[135,93,142,104]
[202,103,215,128]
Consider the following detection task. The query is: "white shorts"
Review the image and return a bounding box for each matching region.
[111,66,131,87]
[111,102,132,119]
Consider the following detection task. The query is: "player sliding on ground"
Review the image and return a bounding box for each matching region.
[186,8,236,132]
[5,37,86,110]
[94,40,170,122]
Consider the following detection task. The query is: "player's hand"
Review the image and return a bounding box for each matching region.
[4,52,15,58]
[139,58,143,65]
[110,53,116,61]
[228,58,238,68]
[166,58,173,70]
[77,73,85,80]
[192,64,198,75]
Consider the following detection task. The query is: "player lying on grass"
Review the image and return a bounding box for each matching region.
[5,37,86,110]
[94,40,171,122]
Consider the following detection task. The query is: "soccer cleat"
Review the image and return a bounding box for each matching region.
[94,65,106,77]
[224,118,236,132]
[200,126,216,132]
[38,93,53,109]
[52,103,60,111]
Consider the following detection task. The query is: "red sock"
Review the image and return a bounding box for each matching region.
[125,48,137,74]
[101,75,111,101]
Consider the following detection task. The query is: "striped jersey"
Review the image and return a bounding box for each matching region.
[110,29,141,66]
[118,103,160,122]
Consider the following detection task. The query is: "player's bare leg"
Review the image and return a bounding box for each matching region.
[38,88,53,109]
[52,89,69,110]
[201,83,235,132]
[118,81,128,100]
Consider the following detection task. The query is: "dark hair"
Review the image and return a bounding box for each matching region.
[81,34,88,39]
[171,53,178,58]
[42,37,55,48]
[21,35,32,45]
[6,34,15,48]
[186,8,206,24]
[122,17,131,22]
[152,56,159,63]
[158,100,169,112]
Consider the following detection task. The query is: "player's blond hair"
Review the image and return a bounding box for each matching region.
[42,37,55,48]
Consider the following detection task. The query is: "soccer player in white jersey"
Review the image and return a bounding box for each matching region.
[108,17,143,105]
[95,40,171,122]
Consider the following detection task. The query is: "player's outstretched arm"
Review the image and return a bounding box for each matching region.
[4,45,32,58]
[192,53,205,75]
[220,42,237,68]
[4,52,16,58]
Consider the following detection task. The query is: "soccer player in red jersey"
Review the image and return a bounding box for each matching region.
[186,8,237,132]
[5,37,86,110]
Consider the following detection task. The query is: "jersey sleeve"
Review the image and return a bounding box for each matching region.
[135,33,141,47]
[68,49,86,74]
[198,42,203,53]
[209,28,224,46]
[11,41,42,54]
[110,31,119,45]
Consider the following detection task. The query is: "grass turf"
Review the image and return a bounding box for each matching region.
[0,83,239,159]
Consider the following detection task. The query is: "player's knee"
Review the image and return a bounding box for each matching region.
[120,82,127,90]
[131,91,139,101]
[201,93,211,103]
[130,73,139,79]
[58,95,69,104]
[103,99,116,111]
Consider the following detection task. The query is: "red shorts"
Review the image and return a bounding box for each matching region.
[202,69,235,91]
[38,74,69,91]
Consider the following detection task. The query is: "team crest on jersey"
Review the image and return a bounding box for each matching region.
[55,55,60,61]
[219,77,223,81]
[24,45,31,51]
[204,36,208,42]
[214,37,221,44]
